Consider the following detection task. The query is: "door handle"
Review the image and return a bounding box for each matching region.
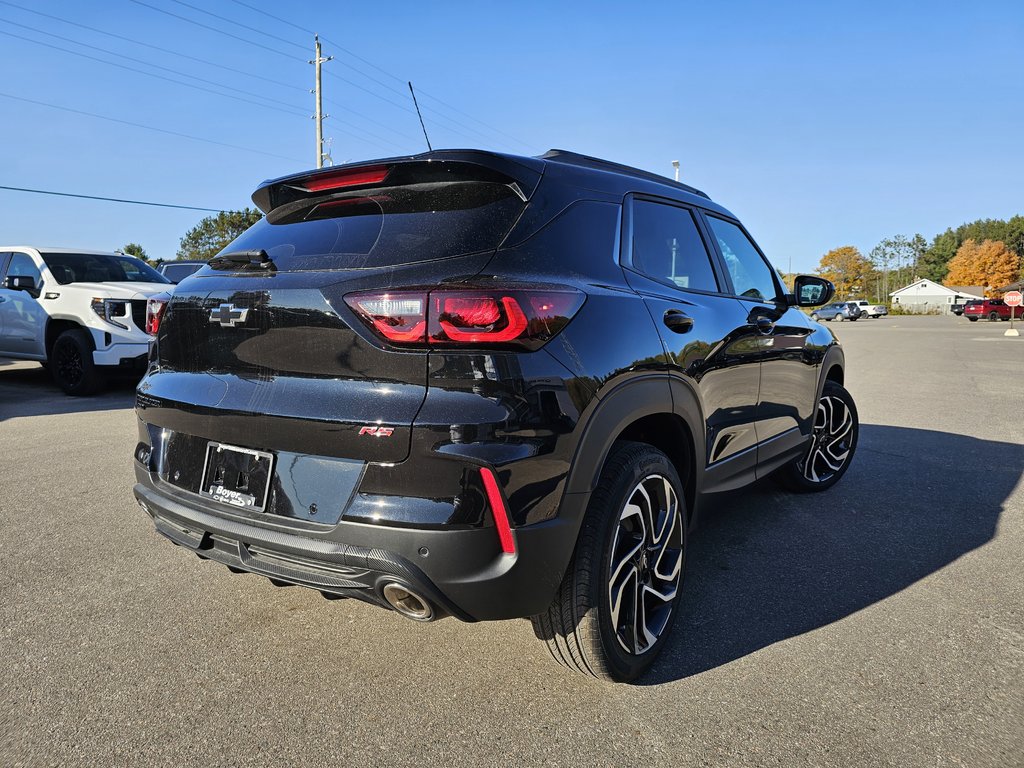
[663,309,694,333]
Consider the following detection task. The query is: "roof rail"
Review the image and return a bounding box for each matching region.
[538,149,710,199]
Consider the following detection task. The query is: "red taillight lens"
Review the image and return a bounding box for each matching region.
[434,294,529,343]
[145,294,169,335]
[346,287,583,349]
[303,166,389,193]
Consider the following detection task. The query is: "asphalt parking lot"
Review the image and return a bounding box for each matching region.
[1,315,1022,767]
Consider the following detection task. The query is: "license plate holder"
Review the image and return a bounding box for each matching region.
[199,442,274,512]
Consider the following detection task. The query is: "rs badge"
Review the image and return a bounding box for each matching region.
[359,426,394,437]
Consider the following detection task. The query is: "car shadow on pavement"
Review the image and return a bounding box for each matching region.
[0,361,137,421]
[642,423,1021,685]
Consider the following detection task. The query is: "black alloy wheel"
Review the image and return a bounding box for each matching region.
[777,380,858,492]
[51,328,104,396]
[532,442,686,682]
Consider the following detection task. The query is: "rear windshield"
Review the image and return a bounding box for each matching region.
[42,253,170,285]
[210,181,525,272]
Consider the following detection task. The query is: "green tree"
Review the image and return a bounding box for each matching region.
[817,246,872,297]
[919,216,1024,282]
[121,242,148,260]
[177,208,263,261]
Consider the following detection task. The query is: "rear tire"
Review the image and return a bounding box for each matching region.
[967,317,977,322]
[776,380,858,493]
[51,329,104,396]
[531,442,686,682]
[989,311,999,321]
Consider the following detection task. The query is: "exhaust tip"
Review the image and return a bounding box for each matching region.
[382,582,434,622]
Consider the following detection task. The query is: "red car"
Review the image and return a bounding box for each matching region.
[963,299,1024,321]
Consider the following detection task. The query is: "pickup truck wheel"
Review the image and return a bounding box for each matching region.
[51,329,104,396]
[776,381,858,493]
[531,442,686,682]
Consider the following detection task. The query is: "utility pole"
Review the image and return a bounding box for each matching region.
[309,34,333,168]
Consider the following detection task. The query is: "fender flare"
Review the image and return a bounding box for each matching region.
[816,343,846,401]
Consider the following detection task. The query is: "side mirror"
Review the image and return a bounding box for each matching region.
[5,275,37,293]
[790,275,835,308]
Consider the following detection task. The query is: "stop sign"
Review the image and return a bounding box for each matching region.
[1006,291,1023,307]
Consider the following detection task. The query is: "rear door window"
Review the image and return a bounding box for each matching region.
[630,200,719,292]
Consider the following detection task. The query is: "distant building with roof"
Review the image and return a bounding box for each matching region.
[889,279,985,314]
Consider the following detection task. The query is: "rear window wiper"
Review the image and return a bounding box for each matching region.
[208,249,274,270]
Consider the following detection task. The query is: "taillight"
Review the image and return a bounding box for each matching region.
[145,294,170,335]
[346,292,426,343]
[303,165,389,192]
[344,288,583,350]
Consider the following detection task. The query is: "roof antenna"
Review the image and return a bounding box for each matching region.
[407,81,433,151]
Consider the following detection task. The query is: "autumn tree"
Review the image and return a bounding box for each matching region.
[943,239,1021,295]
[817,246,872,297]
[177,208,263,261]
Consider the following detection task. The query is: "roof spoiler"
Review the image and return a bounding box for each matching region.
[251,150,546,215]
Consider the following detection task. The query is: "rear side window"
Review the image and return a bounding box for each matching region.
[631,201,718,292]
[217,181,525,272]
[705,216,780,302]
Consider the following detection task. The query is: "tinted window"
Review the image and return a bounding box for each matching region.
[41,253,170,285]
[216,181,525,272]
[161,263,203,282]
[631,201,718,292]
[705,217,779,302]
[8,253,43,284]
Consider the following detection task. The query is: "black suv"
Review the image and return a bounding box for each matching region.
[133,150,856,681]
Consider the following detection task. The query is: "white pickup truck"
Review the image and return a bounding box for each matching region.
[0,247,171,394]
[849,299,888,318]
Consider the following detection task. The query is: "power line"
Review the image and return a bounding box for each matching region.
[216,0,533,151]
[0,17,310,116]
[0,185,226,213]
[0,27,310,119]
[168,0,306,52]
[0,91,303,162]
[128,0,299,60]
[0,0,306,94]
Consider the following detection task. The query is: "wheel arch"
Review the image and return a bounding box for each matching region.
[44,317,90,360]
[564,376,704,528]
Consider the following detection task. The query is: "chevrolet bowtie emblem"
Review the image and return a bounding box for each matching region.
[209,303,249,327]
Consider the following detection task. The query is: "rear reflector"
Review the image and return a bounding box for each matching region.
[303,166,389,193]
[344,287,584,350]
[480,467,515,555]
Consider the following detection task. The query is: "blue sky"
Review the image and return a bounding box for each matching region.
[1,0,1021,272]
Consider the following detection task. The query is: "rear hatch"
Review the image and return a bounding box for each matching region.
[141,154,543,463]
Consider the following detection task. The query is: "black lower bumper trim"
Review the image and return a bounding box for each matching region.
[135,484,471,621]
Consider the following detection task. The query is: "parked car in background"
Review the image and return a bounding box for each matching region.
[849,299,888,318]
[963,298,1023,322]
[810,301,862,321]
[157,260,205,283]
[0,247,171,394]
[131,149,856,682]
[951,303,967,316]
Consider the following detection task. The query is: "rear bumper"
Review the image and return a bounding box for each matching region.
[132,470,588,622]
